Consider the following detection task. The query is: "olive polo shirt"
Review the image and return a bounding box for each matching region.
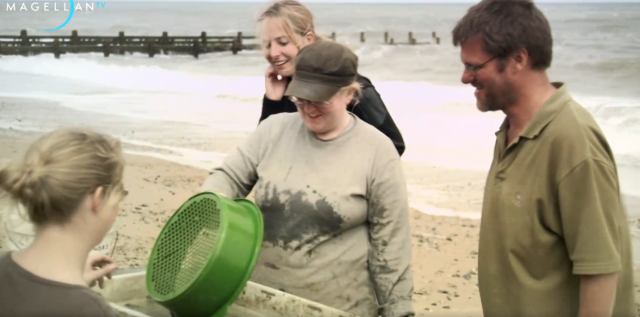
[478,82,635,317]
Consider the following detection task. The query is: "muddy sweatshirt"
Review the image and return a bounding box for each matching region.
[202,112,415,317]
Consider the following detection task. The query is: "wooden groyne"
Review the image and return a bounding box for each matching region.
[0,30,259,58]
[330,31,441,45]
[0,29,441,59]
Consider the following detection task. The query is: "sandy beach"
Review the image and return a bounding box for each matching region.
[0,96,638,316]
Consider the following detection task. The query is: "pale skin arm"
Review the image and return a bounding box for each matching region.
[577,272,618,317]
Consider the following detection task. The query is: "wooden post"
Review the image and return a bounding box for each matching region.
[118,31,125,54]
[436,37,440,45]
[71,30,79,53]
[432,31,436,38]
[161,31,168,44]
[103,39,111,57]
[330,32,336,41]
[231,38,239,55]
[20,29,29,56]
[53,38,61,59]
[161,31,169,55]
[409,32,416,45]
[201,31,207,46]
[193,39,200,58]
[360,32,365,43]
[390,38,394,45]
[384,31,388,44]
[147,38,155,58]
[20,29,28,46]
[236,31,243,52]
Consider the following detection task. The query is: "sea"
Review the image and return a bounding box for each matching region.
[0,1,639,259]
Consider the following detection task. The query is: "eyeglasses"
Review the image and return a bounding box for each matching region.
[464,55,500,75]
[289,96,331,108]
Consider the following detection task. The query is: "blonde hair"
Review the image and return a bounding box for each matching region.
[257,0,324,49]
[340,81,364,106]
[0,128,125,226]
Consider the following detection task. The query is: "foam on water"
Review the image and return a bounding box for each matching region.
[122,138,229,169]
[124,150,226,172]
[0,54,267,98]
[574,94,640,167]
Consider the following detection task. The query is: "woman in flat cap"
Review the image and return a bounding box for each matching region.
[202,40,415,317]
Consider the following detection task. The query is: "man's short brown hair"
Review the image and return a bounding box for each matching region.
[452,0,553,70]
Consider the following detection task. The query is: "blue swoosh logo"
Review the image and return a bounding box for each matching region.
[41,0,75,31]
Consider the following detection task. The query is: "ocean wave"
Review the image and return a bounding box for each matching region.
[590,105,640,127]
[0,53,475,106]
[1,53,636,106]
[572,59,640,76]
[578,96,640,123]
[617,154,640,168]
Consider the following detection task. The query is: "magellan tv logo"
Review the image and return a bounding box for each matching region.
[5,1,106,31]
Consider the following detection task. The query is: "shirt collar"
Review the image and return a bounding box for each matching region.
[495,82,572,139]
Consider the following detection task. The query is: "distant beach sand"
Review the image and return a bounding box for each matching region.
[0,97,638,316]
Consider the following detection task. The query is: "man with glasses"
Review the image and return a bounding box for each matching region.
[451,0,635,316]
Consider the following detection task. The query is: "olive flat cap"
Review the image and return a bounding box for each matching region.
[284,40,358,102]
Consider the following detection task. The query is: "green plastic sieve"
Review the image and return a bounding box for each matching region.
[145,191,264,317]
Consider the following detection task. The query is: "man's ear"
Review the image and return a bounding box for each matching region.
[511,47,529,73]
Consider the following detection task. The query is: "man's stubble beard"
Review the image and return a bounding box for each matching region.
[477,79,517,113]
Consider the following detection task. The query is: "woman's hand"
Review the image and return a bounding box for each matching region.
[84,253,117,289]
[265,65,287,101]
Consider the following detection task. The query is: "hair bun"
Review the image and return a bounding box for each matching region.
[0,163,41,206]
[1,128,125,226]
[18,164,40,200]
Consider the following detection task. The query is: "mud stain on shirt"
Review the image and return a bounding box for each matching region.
[258,182,345,250]
[264,262,280,270]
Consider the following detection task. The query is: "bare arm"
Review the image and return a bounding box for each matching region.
[578,273,619,317]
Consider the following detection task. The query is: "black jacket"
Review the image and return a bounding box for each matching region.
[258,74,406,157]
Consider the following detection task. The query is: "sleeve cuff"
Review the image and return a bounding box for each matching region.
[572,261,622,275]
[379,299,415,317]
[263,95,285,107]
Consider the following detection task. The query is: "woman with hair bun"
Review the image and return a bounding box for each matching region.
[0,128,127,317]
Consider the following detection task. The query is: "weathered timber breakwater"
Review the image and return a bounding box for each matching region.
[0,30,257,58]
[0,30,441,59]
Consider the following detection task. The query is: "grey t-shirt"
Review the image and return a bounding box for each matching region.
[0,252,118,317]
[202,112,415,317]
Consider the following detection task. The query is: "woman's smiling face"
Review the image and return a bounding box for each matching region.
[260,17,314,77]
